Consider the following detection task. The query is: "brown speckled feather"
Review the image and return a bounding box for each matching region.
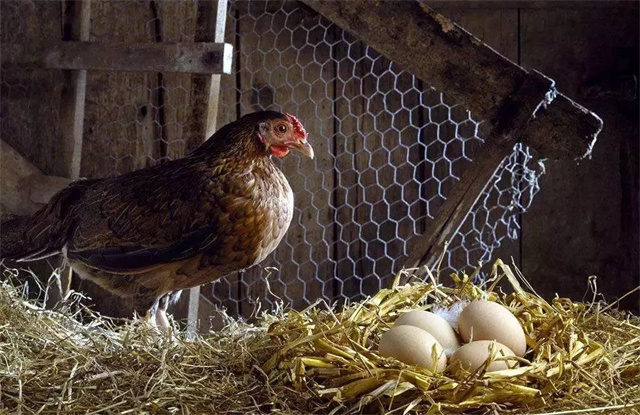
[1,111,303,315]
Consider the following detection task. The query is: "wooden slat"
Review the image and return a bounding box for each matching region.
[55,0,92,302]
[301,0,602,161]
[185,0,230,335]
[39,41,233,74]
[74,0,162,318]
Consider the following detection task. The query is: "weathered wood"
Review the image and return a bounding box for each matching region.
[203,0,228,139]
[0,140,71,215]
[37,41,233,74]
[55,0,91,180]
[185,0,229,338]
[300,0,602,161]
[520,7,639,313]
[435,7,521,270]
[55,0,92,302]
[405,71,556,272]
[0,1,64,176]
[157,1,200,162]
[74,0,162,318]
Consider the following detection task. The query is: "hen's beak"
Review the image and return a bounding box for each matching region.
[290,139,314,159]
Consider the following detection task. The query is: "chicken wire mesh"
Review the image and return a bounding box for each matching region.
[0,0,545,319]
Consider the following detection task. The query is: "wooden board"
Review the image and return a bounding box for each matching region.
[520,5,639,312]
[73,0,162,318]
[0,1,63,175]
[433,7,521,272]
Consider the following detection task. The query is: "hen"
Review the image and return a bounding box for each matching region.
[0,111,313,327]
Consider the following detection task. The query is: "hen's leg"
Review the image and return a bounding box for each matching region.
[155,291,182,329]
[133,288,160,328]
[156,294,171,329]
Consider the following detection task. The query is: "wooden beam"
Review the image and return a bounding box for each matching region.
[56,0,91,180]
[187,0,229,339]
[405,72,556,272]
[40,41,233,74]
[55,0,93,302]
[300,0,602,161]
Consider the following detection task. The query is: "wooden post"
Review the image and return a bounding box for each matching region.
[187,0,228,340]
[56,0,92,300]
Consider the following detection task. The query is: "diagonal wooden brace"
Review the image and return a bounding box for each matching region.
[404,71,556,271]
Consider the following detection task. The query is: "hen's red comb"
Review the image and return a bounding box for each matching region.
[285,112,308,139]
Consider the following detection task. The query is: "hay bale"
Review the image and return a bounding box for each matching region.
[0,260,639,414]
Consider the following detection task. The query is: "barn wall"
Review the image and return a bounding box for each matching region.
[1,1,637,318]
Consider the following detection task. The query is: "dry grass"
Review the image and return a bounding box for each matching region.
[0,260,639,414]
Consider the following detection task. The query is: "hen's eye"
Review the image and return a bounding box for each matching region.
[276,124,287,134]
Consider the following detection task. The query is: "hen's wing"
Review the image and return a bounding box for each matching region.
[65,158,233,274]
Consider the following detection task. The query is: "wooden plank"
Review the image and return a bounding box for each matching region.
[405,71,556,272]
[39,41,232,74]
[191,0,228,335]
[434,7,520,271]
[184,0,228,337]
[520,6,639,313]
[237,4,335,316]
[74,0,162,318]
[0,1,64,175]
[301,0,601,161]
[191,2,243,320]
[154,1,200,171]
[55,0,92,302]
[54,0,91,180]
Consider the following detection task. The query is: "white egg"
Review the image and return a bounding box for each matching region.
[394,310,461,351]
[458,300,527,357]
[449,340,518,375]
[378,325,447,372]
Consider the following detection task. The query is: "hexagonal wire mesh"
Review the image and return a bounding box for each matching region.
[211,0,544,317]
[0,0,544,319]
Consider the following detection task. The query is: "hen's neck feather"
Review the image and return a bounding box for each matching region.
[190,121,268,162]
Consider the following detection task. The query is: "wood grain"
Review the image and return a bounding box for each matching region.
[301,0,601,161]
[433,7,520,271]
[520,6,639,312]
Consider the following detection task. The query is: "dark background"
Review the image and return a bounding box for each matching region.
[1,0,638,318]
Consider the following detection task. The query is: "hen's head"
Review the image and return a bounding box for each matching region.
[224,110,313,159]
[255,111,313,159]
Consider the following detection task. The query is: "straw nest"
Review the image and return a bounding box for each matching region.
[1,260,639,414]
